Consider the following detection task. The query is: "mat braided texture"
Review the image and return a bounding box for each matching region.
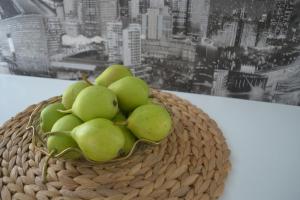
[0,90,231,200]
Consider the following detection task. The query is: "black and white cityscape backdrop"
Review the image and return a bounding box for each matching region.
[0,0,300,106]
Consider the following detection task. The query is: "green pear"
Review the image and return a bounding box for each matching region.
[71,85,118,121]
[47,132,81,160]
[112,111,126,122]
[108,77,149,112]
[48,114,82,159]
[95,64,133,87]
[127,104,172,142]
[71,118,125,162]
[40,103,66,132]
[62,81,90,109]
[112,112,136,154]
[72,117,114,132]
[51,114,82,132]
[119,127,136,154]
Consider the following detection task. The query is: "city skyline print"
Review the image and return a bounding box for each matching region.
[0,0,300,106]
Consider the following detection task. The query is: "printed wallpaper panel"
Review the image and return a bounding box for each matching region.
[0,0,300,106]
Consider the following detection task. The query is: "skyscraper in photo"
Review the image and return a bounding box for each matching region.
[190,0,210,39]
[212,21,238,47]
[81,0,99,37]
[0,15,50,72]
[171,0,211,37]
[240,21,257,48]
[150,0,165,8]
[158,7,173,40]
[129,0,140,21]
[142,7,172,40]
[139,0,150,14]
[270,0,294,39]
[212,69,229,96]
[107,21,123,62]
[63,0,81,36]
[257,14,270,47]
[80,0,117,37]
[171,0,189,35]
[98,0,118,36]
[64,0,79,20]
[56,1,65,20]
[230,7,248,47]
[123,23,141,67]
[143,8,160,39]
[46,17,63,55]
[77,0,83,23]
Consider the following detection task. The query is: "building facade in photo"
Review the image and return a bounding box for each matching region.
[0,15,50,73]
[98,0,118,36]
[129,0,140,22]
[107,21,123,62]
[0,0,299,106]
[240,21,257,48]
[150,0,165,9]
[142,7,172,40]
[46,17,64,55]
[142,39,196,62]
[212,21,239,47]
[123,23,141,67]
[270,0,294,39]
[190,0,210,38]
[171,0,189,34]
[81,0,99,37]
[64,0,79,20]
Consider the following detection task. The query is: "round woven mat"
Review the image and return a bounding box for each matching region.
[0,90,231,200]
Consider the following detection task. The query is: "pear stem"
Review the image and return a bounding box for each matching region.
[42,149,56,184]
[57,109,72,114]
[28,123,46,148]
[36,124,46,143]
[114,120,128,126]
[82,73,93,86]
[43,131,71,136]
[54,147,82,159]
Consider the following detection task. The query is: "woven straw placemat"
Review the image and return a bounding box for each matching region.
[0,90,231,200]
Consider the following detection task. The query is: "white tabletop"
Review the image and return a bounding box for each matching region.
[1,74,300,200]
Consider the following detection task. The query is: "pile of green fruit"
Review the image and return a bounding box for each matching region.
[39,65,172,163]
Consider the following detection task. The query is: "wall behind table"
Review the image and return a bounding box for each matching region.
[0,0,299,106]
